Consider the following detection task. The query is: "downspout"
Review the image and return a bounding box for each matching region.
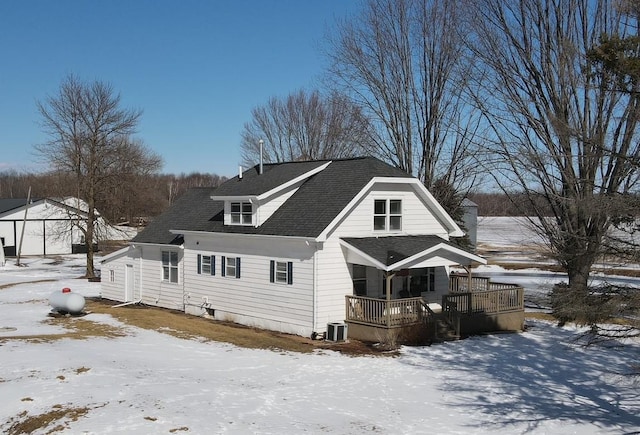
[313,247,318,337]
[112,300,140,308]
[139,245,143,303]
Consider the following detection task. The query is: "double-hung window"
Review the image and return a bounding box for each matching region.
[352,264,367,296]
[230,201,252,225]
[162,251,178,283]
[222,256,241,278]
[374,199,402,231]
[270,260,293,285]
[197,254,215,275]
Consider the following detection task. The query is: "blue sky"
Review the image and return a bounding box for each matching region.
[0,0,359,177]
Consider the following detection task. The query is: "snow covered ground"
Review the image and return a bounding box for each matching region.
[1,221,639,434]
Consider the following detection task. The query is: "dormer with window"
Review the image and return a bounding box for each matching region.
[211,161,332,228]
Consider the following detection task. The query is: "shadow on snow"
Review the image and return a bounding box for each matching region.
[401,320,640,433]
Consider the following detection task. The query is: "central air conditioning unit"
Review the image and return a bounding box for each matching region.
[326,322,348,342]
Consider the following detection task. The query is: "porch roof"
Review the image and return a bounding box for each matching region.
[340,235,486,271]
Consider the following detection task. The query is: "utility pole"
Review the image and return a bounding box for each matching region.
[16,186,31,266]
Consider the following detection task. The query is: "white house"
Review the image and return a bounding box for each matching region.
[101,157,496,339]
[0,197,135,257]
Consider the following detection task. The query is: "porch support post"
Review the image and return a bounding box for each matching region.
[463,265,472,291]
[385,271,395,327]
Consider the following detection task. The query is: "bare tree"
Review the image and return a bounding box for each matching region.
[469,0,640,306]
[35,75,162,278]
[240,89,373,166]
[325,0,482,200]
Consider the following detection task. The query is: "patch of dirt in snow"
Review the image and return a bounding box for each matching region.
[3,403,105,435]
[84,298,397,357]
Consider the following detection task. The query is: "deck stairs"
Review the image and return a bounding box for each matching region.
[420,301,460,342]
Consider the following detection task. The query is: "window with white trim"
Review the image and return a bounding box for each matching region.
[230,201,252,225]
[162,251,178,283]
[222,256,241,278]
[197,254,215,275]
[374,199,402,231]
[270,260,293,285]
[109,269,115,282]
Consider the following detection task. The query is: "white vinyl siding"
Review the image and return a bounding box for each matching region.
[314,238,353,328]
[100,248,141,303]
[181,237,315,335]
[137,246,184,310]
[326,183,449,240]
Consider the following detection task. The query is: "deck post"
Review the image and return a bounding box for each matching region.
[463,265,472,291]
[385,271,395,328]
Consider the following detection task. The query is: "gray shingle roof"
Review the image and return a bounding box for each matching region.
[212,160,328,197]
[341,235,453,266]
[0,198,42,215]
[133,157,412,244]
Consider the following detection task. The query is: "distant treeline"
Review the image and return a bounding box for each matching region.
[0,171,227,225]
[4,171,621,219]
[466,193,545,216]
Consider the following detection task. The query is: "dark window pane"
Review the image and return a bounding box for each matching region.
[390,216,401,230]
[390,200,401,214]
[374,216,386,230]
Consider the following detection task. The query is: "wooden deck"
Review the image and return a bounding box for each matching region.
[345,275,525,342]
[345,296,432,328]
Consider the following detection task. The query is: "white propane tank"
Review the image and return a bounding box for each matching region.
[49,287,85,314]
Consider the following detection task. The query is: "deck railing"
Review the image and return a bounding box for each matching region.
[442,287,524,315]
[345,279,524,331]
[345,295,430,328]
[449,274,523,293]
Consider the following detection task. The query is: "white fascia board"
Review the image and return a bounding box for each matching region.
[209,195,258,202]
[128,241,184,250]
[389,242,486,270]
[338,239,388,270]
[174,229,319,245]
[100,245,137,263]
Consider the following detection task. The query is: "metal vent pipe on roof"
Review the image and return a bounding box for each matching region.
[259,139,264,175]
[239,166,243,179]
